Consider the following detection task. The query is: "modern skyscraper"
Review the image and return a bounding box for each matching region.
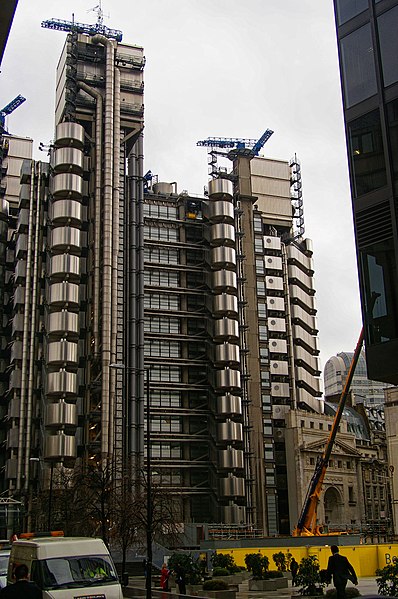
[1,25,323,536]
[324,349,390,405]
[332,0,398,385]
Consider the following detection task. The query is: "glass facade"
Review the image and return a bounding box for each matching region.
[348,110,387,197]
[340,24,377,108]
[335,0,368,25]
[378,5,398,87]
[360,239,398,344]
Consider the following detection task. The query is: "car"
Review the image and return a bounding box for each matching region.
[0,549,10,588]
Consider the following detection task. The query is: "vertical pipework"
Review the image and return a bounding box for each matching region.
[23,162,43,489]
[110,66,121,456]
[16,159,36,490]
[136,133,145,467]
[92,35,115,457]
[77,82,103,356]
[127,151,138,462]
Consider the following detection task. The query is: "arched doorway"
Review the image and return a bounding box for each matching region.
[323,486,342,525]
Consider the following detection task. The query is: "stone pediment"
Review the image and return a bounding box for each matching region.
[301,438,361,457]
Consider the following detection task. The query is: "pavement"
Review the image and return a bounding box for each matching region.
[124,577,381,599]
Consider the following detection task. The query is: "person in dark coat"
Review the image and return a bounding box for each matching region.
[326,545,357,599]
[290,557,299,586]
[0,564,41,598]
[174,565,186,596]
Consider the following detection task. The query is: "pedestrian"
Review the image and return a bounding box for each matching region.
[0,563,41,598]
[290,557,299,586]
[160,563,170,592]
[174,565,186,596]
[326,545,358,599]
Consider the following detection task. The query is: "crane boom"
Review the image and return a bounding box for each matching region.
[0,95,26,134]
[41,17,122,41]
[293,294,379,536]
[197,128,274,157]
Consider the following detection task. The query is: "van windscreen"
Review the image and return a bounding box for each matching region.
[30,554,118,590]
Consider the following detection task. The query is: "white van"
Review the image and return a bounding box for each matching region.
[8,536,123,598]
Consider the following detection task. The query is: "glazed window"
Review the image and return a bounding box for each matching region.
[335,0,368,25]
[340,24,377,108]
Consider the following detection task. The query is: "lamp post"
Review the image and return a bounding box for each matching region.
[110,363,152,599]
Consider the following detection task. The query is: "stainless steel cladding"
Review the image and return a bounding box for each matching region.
[264,256,283,270]
[152,182,174,195]
[50,227,81,253]
[50,199,83,226]
[45,433,77,460]
[215,343,240,367]
[211,246,236,269]
[208,201,235,224]
[270,360,289,376]
[215,368,241,392]
[46,402,77,428]
[47,340,78,366]
[15,234,28,258]
[210,223,235,246]
[48,282,79,308]
[49,254,80,280]
[14,260,26,281]
[219,476,245,497]
[217,420,243,443]
[214,318,239,342]
[55,122,85,149]
[266,296,285,311]
[53,147,84,174]
[269,338,288,353]
[47,370,77,397]
[213,293,238,318]
[51,173,83,199]
[212,270,238,293]
[216,394,242,417]
[218,448,244,469]
[271,382,290,397]
[208,178,233,199]
[11,314,24,336]
[9,369,22,389]
[47,311,79,337]
[266,276,284,290]
[264,235,281,250]
[267,317,286,333]
[0,199,9,218]
[13,287,25,306]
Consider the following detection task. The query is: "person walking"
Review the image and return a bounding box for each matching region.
[0,564,41,598]
[290,557,299,586]
[160,563,170,592]
[326,545,357,599]
[174,565,186,596]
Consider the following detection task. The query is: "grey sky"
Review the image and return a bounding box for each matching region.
[0,0,362,382]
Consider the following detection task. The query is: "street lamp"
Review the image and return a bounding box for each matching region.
[110,363,152,599]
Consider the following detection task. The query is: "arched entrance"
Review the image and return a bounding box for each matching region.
[323,486,342,525]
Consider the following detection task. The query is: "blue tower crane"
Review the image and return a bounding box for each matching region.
[0,95,26,134]
[41,5,122,42]
[197,128,274,159]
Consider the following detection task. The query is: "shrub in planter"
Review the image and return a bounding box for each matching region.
[265,570,284,579]
[326,588,361,598]
[295,555,326,596]
[273,551,288,572]
[212,568,230,577]
[211,553,240,574]
[376,561,398,597]
[244,553,269,580]
[203,579,229,591]
[168,552,201,585]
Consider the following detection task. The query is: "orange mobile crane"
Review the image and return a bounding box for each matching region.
[292,328,366,537]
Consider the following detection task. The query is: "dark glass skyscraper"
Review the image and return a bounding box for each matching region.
[333,0,398,385]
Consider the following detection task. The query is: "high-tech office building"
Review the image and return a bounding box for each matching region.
[333,0,398,385]
[324,349,390,404]
[0,24,323,535]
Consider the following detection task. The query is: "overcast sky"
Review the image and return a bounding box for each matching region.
[0,0,362,384]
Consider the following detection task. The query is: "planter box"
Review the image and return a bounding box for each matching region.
[249,577,289,591]
[211,575,243,584]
